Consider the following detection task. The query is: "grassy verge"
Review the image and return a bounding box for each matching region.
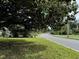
[54,35,79,40]
[0,38,79,59]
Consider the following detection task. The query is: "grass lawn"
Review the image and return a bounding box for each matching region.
[54,35,79,40]
[0,38,79,59]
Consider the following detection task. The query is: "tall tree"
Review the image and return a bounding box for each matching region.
[0,0,75,37]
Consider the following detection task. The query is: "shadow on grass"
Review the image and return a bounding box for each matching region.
[0,42,47,59]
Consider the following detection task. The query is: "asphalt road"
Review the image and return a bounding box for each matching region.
[39,33,79,52]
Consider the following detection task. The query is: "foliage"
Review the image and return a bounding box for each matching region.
[0,0,76,37]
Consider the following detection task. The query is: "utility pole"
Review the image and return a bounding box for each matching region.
[67,20,70,38]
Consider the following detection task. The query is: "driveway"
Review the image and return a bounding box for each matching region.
[39,33,79,52]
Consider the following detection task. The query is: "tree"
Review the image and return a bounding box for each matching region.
[0,0,75,37]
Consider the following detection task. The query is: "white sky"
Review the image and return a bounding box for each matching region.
[75,0,79,22]
[76,0,79,4]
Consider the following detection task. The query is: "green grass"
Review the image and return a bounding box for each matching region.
[54,35,79,40]
[0,38,79,59]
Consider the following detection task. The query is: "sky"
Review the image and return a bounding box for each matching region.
[76,0,79,4]
[75,0,79,22]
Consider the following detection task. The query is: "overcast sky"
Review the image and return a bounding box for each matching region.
[75,0,79,22]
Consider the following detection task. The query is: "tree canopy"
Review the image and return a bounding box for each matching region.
[0,0,77,37]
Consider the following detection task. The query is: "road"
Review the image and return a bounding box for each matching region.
[39,33,79,52]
